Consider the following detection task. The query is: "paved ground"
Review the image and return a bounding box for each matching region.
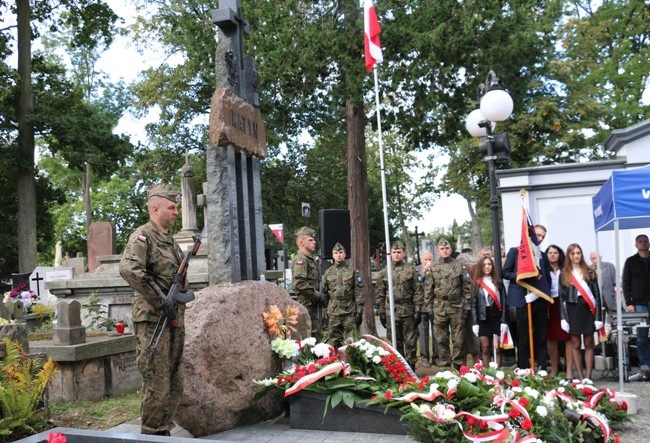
[106,365,649,442]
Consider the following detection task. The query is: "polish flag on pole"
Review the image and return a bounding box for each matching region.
[364,0,383,71]
[269,223,284,244]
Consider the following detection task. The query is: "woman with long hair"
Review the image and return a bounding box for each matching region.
[545,245,573,378]
[559,243,603,380]
[471,256,507,367]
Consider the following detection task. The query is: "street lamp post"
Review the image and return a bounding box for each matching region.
[465,71,513,279]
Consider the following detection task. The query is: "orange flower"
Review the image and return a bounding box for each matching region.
[262,305,283,337]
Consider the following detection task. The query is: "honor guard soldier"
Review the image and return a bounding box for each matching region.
[320,242,364,348]
[376,241,423,369]
[426,238,472,369]
[292,226,322,340]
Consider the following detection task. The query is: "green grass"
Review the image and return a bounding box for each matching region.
[8,391,141,441]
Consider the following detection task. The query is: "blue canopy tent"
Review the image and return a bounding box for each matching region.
[592,164,650,391]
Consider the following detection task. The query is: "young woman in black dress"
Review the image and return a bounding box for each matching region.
[559,243,603,380]
[471,256,507,367]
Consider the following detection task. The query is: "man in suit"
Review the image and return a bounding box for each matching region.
[503,225,551,369]
[589,251,618,313]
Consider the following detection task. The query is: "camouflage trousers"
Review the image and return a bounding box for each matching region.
[298,297,322,341]
[326,313,357,347]
[432,300,466,367]
[386,315,420,367]
[134,320,185,435]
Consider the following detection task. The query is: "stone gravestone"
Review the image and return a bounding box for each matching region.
[30,266,74,306]
[207,0,266,284]
[87,221,116,272]
[53,299,86,345]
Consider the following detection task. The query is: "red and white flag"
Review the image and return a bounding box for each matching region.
[269,223,284,244]
[364,0,383,71]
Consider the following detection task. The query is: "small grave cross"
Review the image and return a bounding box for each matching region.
[31,272,43,296]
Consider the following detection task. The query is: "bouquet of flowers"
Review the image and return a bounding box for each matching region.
[3,282,38,313]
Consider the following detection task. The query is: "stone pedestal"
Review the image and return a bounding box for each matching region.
[53,299,86,345]
[30,334,139,403]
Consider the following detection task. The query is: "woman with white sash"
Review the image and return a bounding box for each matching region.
[471,256,507,367]
[559,243,603,380]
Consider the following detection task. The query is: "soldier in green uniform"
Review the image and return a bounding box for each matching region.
[119,184,187,436]
[376,241,423,368]
[426,238,472,368]
[320,242,364,348]
[291,226,321,340]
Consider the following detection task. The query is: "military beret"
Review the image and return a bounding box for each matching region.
[295,226,316,238]
[438,238,451,247]
[332,242,345,252]
[391,241,404,251]
[148,184,181,203]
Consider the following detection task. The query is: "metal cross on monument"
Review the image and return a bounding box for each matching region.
[206,0,266,284]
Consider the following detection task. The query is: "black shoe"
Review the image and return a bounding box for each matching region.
[153,430,171,436]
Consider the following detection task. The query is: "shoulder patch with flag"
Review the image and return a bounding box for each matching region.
[364,0,383,71]
[137,235,147,243]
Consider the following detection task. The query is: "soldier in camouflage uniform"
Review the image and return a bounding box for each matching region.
[119,184,187,436]
[291,226,322,340]
[320,242,364,348]
[425,239,472,368]
[376,241,423,368]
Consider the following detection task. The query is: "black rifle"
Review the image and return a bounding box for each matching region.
[148,227,205,354]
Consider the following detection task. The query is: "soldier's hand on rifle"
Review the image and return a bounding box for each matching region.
[322,314,329,328]
[379,313,387,328]
[413,311,422,327]
[355,312,363,326]
[162,293,177,320]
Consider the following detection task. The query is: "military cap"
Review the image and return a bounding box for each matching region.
[148,184,182,203]
[295,226,316,238]
[391,241,404,251]
[332,242,345,252]
[437,238,451,247]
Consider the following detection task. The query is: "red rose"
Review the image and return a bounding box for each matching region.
[511,380,520,387]
[581,387,594,395]
[459,365,469,375]
[518,397,529,407]
[508,408,520,418]
[479,420,488,430]
[307,363,317,374]
[385,390,393,400]
[521,418,532,431]
[47,432,67,443]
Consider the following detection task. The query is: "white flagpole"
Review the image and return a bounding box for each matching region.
[373,66,397,349]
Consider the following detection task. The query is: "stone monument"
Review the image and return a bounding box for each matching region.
[207,0,266,284]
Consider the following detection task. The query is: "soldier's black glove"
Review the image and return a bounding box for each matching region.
[379,313,387,328]
[322,315,329,328]
[355,312,363,326]
[162,293,177,320]
[413,311,422,327]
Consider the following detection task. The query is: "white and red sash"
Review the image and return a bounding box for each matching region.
[570,272,596,315]
[477,278,502,312]
[570,272,607,341]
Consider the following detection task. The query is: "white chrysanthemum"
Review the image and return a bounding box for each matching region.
[489,361,498,369]
[537,369,548,377]
[378,348,389,356]
[535,405,548,417]
[436,371,456,380]
[301,337,316,347]
[312,343,331,358]
[496,370,505,380]
[524,386,540,399]
[270,338,300,359]
[413,403,432,415]
[372,355,381,364]
[447,379,458,390]
[512,386,522,393]
[463,373,478,383]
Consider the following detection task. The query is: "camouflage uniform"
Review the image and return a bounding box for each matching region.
[376,258,423,367]
[321,260,364,347]
[426,256,471,368]
[119,185,185,436]
[292,250,321,339]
